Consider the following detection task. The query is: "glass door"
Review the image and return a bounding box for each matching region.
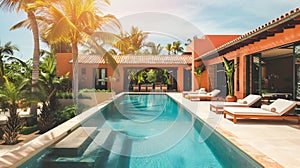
[294,44,300,101]
[94,68,107,90]
[246,54,262,95]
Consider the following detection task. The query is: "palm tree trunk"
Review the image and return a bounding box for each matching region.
[0,57,4,84]
[28,11,40,118]
[72,42,79,104]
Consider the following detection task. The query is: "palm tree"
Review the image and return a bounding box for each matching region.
[0,0,40,87]
[115,26,148,55]
[144,42,163,55]
[0,41,19,84]
[0,0,59,118]
[41,0,120,103]
[128,26,148,53]
[0,76,29,144]
[165,43,172,55]
[172,41,184,55]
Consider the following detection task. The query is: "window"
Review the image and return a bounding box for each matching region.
[81,68,86,75]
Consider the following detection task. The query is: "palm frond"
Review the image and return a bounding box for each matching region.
[6,57,27,68]
[10,19,32,30]
[92,31,121,45]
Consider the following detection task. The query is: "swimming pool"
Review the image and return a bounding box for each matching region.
[20,94,262,168]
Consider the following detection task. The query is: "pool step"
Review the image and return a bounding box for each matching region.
[93,129,118,167]
[40,127,112,168]
[41,156,95,168]
[50,127,98,157]
[83,128,114,156]
[104,133,133,168]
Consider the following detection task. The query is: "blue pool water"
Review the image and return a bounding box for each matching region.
[19,94,262,168]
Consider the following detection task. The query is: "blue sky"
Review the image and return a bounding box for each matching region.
[1,0,300,60]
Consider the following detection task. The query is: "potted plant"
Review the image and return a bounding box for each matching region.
[222,57,237,102]
[194,64,206,89]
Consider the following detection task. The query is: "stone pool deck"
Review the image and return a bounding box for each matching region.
[168,93,300,168]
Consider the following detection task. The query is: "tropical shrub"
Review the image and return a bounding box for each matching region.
[54,105,77,125]
[20,125,38,135]
[0,76,28,144]
[38,102,56,133]
[37,52,69,133]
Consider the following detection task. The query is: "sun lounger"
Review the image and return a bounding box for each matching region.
[147,84,153,92]
[133,85,139,92]
[223,99,299,124]
[210,94,261,113]
[155,84,161,91]
[140,85,146,92]
[162,85,167,92]
[182,88,206,97]
[185,89,221,101]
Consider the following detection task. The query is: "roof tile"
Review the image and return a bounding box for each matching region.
[77,54,192,65]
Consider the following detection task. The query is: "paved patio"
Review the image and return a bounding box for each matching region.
[168,93,300,168]
[0,132,40,157]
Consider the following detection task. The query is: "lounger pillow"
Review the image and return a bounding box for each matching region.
[237,99,247,104]
[261,105,276,112]
[197,88,207,94]
[209,89,221,97]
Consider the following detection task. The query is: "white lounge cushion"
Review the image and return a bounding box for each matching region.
[261,105,276,112]
[208,89,221,97]
[186,89,220,98]
[224,107,280,116]
[268,99,297,115]
[211,101,248,107]
[211,94,261,108]
[242,94,261,106]
[197,88,207,94]
[237,99,247,104]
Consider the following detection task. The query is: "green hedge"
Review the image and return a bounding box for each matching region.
[20,125,38,135]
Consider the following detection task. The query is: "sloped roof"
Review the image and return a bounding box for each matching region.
[196,7,300,60]
[76,54,193,65]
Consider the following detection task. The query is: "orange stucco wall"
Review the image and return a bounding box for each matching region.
[187,35,240,91]
[200,25,300,99]
[56,53,73,78]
